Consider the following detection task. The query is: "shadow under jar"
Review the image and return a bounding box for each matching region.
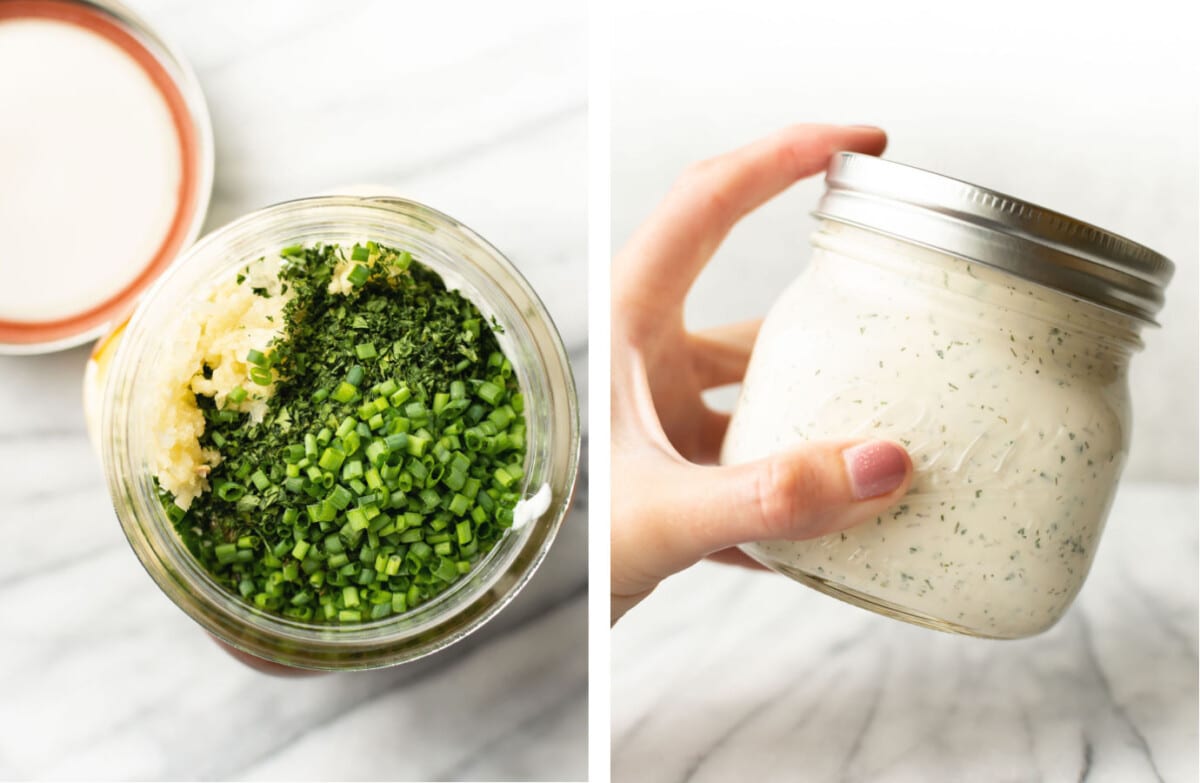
[101,196,580,670]
[721,153,1173,639]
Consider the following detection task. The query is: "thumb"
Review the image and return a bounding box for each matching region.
[651,439,913,576]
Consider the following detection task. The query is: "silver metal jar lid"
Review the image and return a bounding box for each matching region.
[813,152,1174,325]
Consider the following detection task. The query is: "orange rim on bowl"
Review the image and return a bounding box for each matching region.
[0,0,212,353]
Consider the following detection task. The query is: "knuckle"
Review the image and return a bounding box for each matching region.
[753,457,803,536]
[698,186,736,229]
[774,139,807,178]
[668,156,741,231]
[678,156,719,184]
[752,455,835,538]
[612,295,663,344]
[674,157,723,197]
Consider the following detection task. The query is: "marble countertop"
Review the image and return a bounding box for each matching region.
[613,483,1198,783]
[0,1,586,780]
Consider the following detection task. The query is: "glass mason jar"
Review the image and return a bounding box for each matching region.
[721,153,1173,639]
[100,196,580,669]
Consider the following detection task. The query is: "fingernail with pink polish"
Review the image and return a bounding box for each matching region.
[843,441,908,500]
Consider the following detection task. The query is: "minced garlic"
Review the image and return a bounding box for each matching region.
[149,256,290,508]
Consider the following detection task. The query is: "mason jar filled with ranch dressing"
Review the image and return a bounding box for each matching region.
[721,153,1173,639]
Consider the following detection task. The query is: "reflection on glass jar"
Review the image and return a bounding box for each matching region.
[721,154,1172,639]
[100,196,580,669]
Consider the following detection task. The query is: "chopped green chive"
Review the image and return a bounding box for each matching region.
[331,381,358,403]
[477,381,504,405]
[347,264,370,287]
[318,447,346,472]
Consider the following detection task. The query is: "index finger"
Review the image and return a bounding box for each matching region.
[614,124,887,314]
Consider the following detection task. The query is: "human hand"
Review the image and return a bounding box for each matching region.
[611,124,914,623]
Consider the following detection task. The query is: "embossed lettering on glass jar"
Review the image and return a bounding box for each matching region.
[721,154,1173,639]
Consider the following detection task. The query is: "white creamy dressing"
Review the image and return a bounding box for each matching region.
[0,18,181,321]
[513,482,551,530]
[722,224,1137,637]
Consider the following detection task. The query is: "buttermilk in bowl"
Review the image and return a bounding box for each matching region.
[150,242,526,624]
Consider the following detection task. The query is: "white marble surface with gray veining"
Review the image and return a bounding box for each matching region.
[613,483,1198,783]
[0,1,586,780]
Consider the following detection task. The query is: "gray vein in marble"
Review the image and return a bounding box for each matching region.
[837,643,888,783]
[0,426,85,441]
[1079,735,1094,782]
[1076,613,1166,783]
[203,98,585,212]
[678,691,765,783]
[440,679,587,781]
[369,100,586,186]
[0,483,95,509]
[194,6,373,75]
[1015,701,1042,783]
[0,539,124,590]
[434,678,588,781]
[687,623,879,782]
[612,568,762,752]
[1117,564,1197,658]
[0,552,172,669]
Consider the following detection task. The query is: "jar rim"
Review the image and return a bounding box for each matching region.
[100,195,580,669]
[814,153,1173,325]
